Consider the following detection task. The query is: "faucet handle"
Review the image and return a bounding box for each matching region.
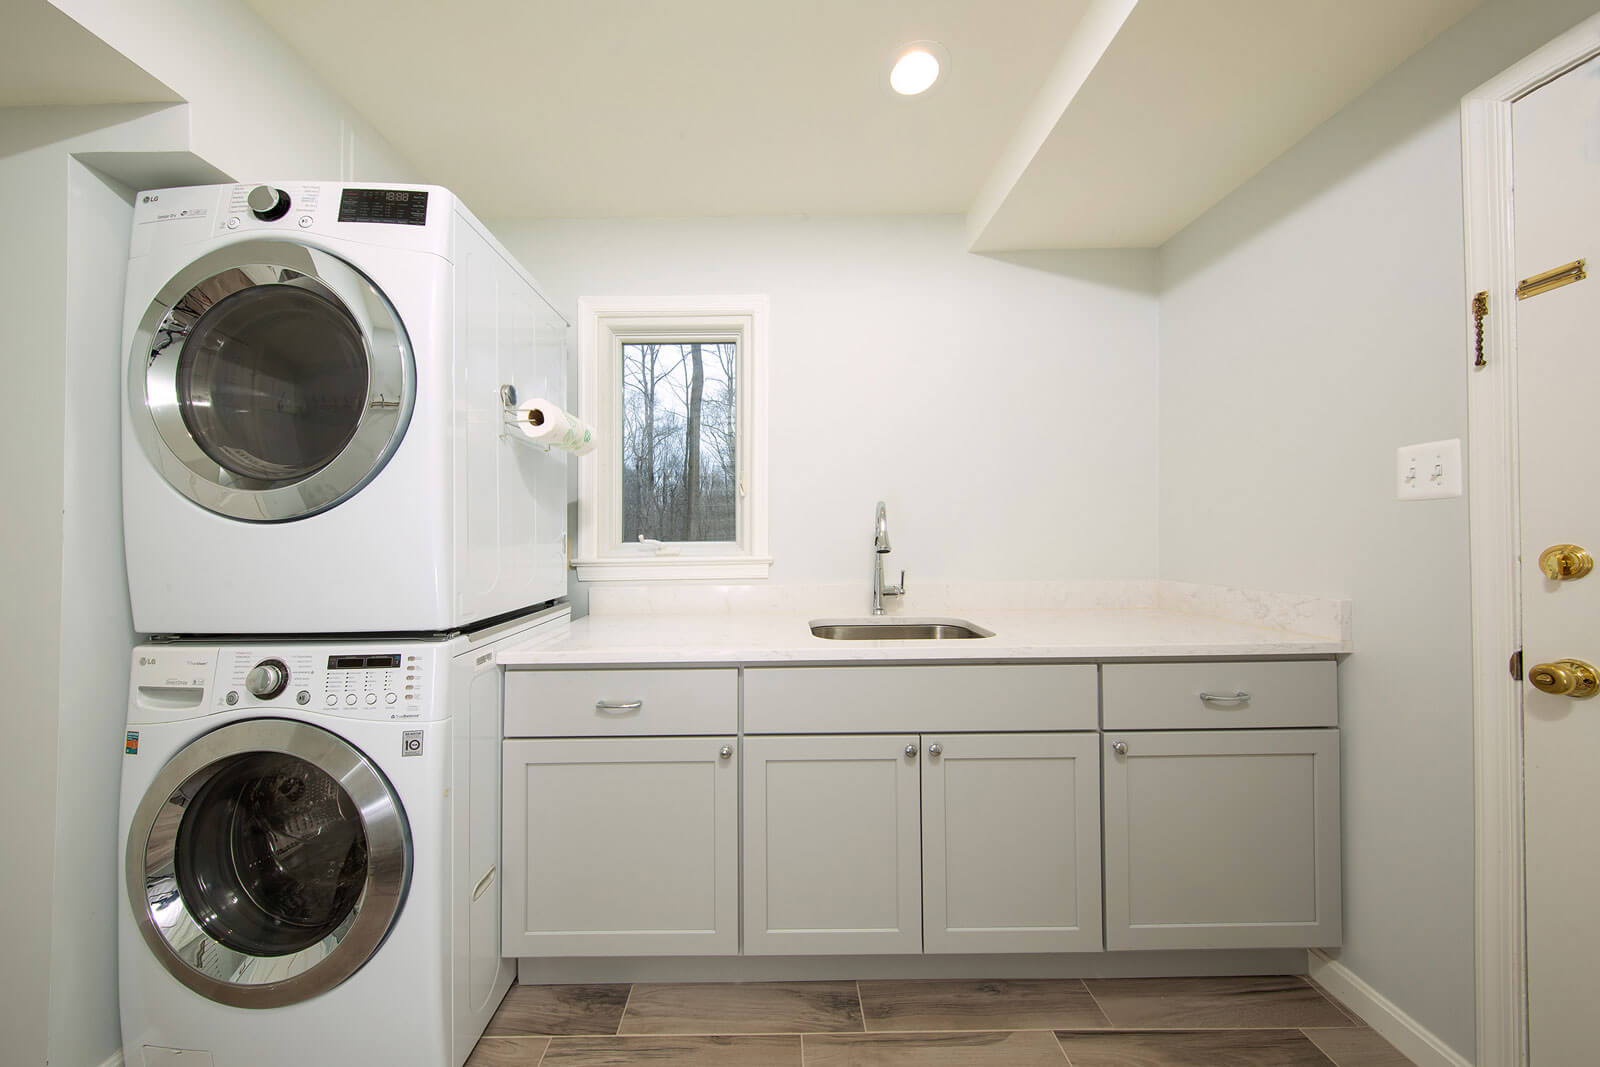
[884,570,906,598]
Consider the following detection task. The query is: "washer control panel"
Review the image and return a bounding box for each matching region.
[215,646,434,721]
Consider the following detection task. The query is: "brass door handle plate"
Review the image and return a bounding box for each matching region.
[1528,659,1600,698]
[1539,544,1593,581]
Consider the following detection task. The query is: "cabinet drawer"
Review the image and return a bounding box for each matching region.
[1102,660,1336,730]
[504,669,737,737]
[744,664,1096,733]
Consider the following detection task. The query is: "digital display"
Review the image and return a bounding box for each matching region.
[337,188,429,225]
[327,654,402,670]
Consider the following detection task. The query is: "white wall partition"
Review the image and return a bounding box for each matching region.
[1156,0,1600,1059]
[50,0,420,183]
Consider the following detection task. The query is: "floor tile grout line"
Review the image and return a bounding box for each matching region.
[854,979,868,1034]
[1079,979,1114,1029]
[1052,1028,1077,1066]
[615,983,636,1037]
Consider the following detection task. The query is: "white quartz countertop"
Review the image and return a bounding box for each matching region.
[497,608,1349,666]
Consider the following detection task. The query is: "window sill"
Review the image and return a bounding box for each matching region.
[573,556,774,583]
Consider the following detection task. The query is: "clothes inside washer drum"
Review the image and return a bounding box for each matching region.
[175,752,370,957]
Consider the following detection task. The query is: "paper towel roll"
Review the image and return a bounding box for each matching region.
[505,399,597,455]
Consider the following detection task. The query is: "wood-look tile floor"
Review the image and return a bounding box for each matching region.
[469,975,1417,1066]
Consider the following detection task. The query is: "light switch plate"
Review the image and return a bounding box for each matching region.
[1397,438,1463,500]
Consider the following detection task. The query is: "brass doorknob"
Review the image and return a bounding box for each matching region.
[1528,659,1600,698]
[1539,545,1594,581]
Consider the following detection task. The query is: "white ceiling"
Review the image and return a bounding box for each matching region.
[242,0,1092,219]
[3,0,177,108]
[239,0,1484,248]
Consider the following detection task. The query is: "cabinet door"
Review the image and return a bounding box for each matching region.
[1103,729,1341,950]
[922,732,1102,953]
[502,737,738,956]
[743,735,922,955]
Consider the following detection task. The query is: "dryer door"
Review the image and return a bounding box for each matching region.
[130,239,415,522]
[126,718,411,1009]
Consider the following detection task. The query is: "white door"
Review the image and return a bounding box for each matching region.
[921,732,1101,953]
[1512,52,1600,1064]
[743,735,922,955]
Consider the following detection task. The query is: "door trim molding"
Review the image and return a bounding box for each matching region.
[1462,14,1600,1066]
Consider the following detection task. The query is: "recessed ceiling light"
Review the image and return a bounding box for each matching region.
[890,41,948,96]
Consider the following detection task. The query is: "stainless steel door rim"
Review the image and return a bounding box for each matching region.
[126,718,411,1009]
[129,238,414,522]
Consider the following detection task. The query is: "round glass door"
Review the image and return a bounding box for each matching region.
[130,239,414,522]
[127,719,411,1009]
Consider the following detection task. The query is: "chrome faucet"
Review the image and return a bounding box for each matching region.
[871,501,905,615]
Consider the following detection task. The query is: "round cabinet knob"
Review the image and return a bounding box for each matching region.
[904,744,918,757]
[1111,740,1129,756]
[719,745,733,760]
[247,184,291,221]
[244,659,288,699]
[927,742,943,757]
[1529,658,1600,698]
[1540,544,1594,581]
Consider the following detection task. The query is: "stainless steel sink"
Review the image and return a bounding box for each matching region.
[808,617,993,640]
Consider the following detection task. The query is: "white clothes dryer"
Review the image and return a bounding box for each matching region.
[117,604,568,1067]
[122,182,567,635]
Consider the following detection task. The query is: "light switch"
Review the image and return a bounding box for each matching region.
[1397,439,1463,500]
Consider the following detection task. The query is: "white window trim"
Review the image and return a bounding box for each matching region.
[574,295,770,582]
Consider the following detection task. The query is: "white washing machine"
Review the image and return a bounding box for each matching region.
[118,605,568,1067]
[122,181,568,636]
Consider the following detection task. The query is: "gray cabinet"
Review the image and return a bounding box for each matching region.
[1101,728,1341,950]
[502,736,739,956]
[922,732,1102,953]
[743,734,923,955]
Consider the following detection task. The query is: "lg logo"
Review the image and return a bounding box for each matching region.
[402,730,424,757]
[141,194,158,204]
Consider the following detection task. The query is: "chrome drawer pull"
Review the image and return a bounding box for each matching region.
[595,700,643,712]
[1198,690,1251,705]
[472,865,497,902]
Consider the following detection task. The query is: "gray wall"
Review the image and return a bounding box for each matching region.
[493,215,1161,620]
[1157,0,1600,1057]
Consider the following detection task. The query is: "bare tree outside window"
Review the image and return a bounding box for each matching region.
[621,342,737,544]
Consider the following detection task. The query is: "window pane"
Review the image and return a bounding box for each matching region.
[621,342,737,543]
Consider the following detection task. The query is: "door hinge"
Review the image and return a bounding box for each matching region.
[1472,291,1489,367]
[1510,649,1524,682]
[1517,259,1586,300]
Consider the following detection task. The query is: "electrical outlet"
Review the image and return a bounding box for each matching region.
[1397,439,1463,500]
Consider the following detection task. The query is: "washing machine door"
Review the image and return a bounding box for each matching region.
[126,718,411,1009]
[130,238,414,522]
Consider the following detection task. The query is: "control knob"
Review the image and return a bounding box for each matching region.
[247,184,291,222]
[245,659,289,699]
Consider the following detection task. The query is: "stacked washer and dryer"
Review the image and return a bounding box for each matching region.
[116,182,570,1067]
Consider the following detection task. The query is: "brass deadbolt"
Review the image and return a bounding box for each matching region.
[1528,659,1600,698]
[1539,545,1594,581]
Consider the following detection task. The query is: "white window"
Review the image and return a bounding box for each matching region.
[574,296,770,582]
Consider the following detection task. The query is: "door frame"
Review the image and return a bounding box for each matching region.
[1462,13,1600,1066]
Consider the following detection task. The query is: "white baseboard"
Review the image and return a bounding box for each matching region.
[97,1052,124,1067]
[1308,950,1473,1067]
